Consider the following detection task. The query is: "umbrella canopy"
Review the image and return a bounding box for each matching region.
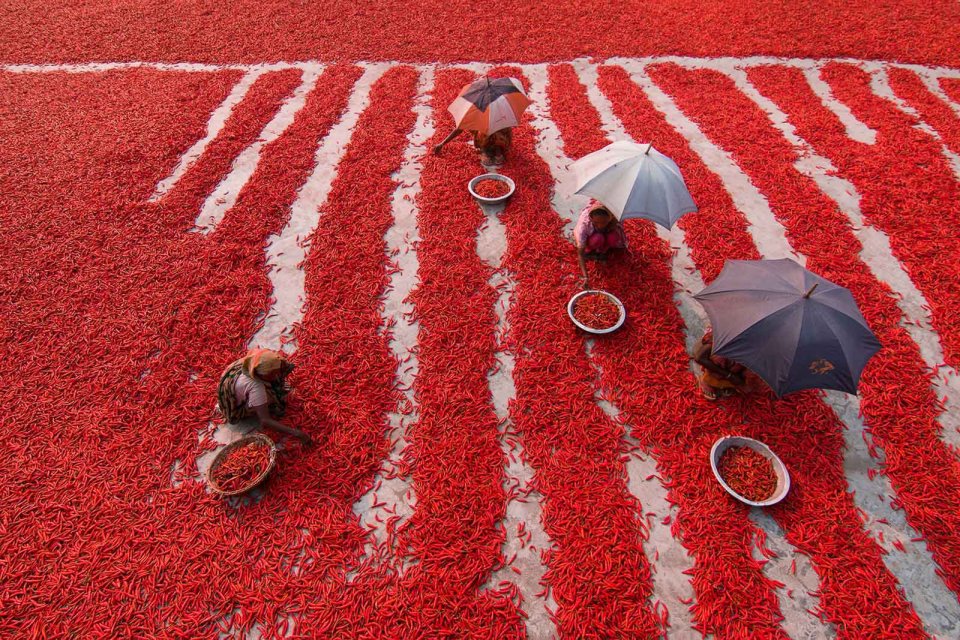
[448,77,531,135]
[570,140,697,228]
[693,259,881,397]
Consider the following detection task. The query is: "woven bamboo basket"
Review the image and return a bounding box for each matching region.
[206,433,277,497]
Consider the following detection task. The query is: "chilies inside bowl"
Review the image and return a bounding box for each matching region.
[709,436,790,507]
[474,178,510,198]
[567,290,626,334]
[468,173,515,204]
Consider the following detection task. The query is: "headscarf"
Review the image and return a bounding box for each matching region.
[241,348,291,381]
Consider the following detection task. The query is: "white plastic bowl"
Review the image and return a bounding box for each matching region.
[567,289,627,335]
[710,436,790,507]
[468,173,515,205]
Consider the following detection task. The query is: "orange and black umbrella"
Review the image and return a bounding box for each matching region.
[448,77,531,135]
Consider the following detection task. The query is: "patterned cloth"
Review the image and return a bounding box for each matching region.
[217,349,291,423]
[693,331,745,398]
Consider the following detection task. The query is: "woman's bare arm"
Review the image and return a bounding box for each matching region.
[253,404,312,444]
[577,245,590,288]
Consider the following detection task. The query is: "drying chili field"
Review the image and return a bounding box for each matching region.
[4,2,960,639]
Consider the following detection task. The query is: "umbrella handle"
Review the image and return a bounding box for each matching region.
[645,143,653,155]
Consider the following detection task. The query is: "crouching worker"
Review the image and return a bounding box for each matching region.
[433,127,513,166]
[217,348,312,444]
[575,201,627,288]
[693,330,747,400]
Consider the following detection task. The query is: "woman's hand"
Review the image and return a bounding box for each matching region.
[577,246,590,290]
[434,128,462,156]
[254,405,313,445]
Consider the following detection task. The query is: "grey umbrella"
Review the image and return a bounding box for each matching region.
[693,259,881,397]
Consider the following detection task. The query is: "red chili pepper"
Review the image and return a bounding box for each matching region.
[717,446,777,502]
[473,179,511,198]
[572,293,620,330]
[210,442,270,493]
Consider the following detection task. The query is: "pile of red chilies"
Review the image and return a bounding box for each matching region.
[473,178,510,198]
[5,54,960,639]
[716,446,776,502]
[212,441,271,492]
[4,2,957,72]
[572,293,620,330]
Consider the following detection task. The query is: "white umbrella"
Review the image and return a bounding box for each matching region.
[570,140,698,228]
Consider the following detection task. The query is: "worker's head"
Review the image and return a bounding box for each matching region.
[243,349,294,382]
[589,207,614,230]
[258,360,294,383]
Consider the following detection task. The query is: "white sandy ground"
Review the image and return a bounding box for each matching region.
[864,64,960,193]
[118,55,960,637]
[351,67,433,563]
[194,65,325,233]
[251,63,390,352]
[442,61,559,640]
[151,67,269,202]
[475,193,557,640]
[919,72,960,118]
[526,62,698,637]
[800,64,877,145]
[620,58,960,637]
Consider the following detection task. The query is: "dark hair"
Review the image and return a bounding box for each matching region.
[589,207,612,219]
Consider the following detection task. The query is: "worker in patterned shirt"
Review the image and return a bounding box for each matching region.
[693,330,748,400]
[216,348,311,444]
[574,200,627,289]
[433,127,513,166]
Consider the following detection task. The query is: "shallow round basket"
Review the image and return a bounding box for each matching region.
[468,173,516,205]
[206,433,278,497]
[567,289,627,335]
[710,436,790,507]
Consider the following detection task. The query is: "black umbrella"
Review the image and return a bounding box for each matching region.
[693,259,881,397]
